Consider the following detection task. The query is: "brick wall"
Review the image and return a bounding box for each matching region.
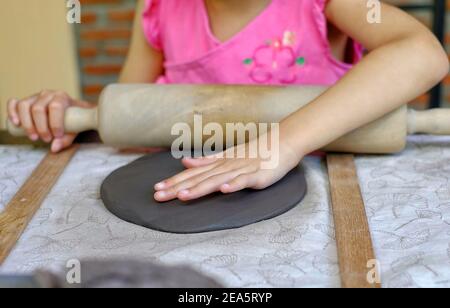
[76,0,137,103]
[75,0,449,108]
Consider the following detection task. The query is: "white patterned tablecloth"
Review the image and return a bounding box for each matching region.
[0,136,449,288]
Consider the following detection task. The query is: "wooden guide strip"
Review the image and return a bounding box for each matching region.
[0,145,79,265]
[326,154,381,288]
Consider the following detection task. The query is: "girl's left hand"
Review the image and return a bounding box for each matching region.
[153,139,302,202]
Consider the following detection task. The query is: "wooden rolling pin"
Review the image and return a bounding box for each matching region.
[6,84,450,154]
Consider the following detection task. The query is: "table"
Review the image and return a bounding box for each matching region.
[1,136,450,287]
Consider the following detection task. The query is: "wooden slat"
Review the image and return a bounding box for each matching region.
[327,154,381,288]
[0,145,79,265]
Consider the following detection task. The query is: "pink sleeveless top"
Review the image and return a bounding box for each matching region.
[142,0,363,85]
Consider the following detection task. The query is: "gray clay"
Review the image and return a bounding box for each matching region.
[101,152,307,234]
[34,260,223,288]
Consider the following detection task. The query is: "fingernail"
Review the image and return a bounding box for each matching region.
[12,117,19,126]
[155,191,166,199]
[155,182,166,190]
[52,140,61,152]
[221,184,231,191]
[30,134,39,141]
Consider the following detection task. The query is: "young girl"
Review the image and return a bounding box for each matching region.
[7,0,449,202]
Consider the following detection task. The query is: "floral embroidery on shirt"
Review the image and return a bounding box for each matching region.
[243,31,305,84]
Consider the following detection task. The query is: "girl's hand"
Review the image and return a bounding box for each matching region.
[7,90,94,153]
[154,138,302,202]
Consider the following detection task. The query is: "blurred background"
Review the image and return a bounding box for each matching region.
[0,0,448,133]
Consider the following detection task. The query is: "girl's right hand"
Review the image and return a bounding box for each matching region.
[7,90,94,153]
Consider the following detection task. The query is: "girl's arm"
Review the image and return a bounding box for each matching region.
[281,0,449,158]
[119,0,164,83]
[7,0,163,152]
[154,1,449,202]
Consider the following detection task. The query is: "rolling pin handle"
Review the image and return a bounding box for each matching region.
[6,118,27,137]
[6,107,98,138]
[408,108,450,135]
[64,106,98,133]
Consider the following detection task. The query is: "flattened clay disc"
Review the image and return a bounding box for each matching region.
[101,152,307,234]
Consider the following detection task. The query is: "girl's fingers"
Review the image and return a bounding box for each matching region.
[154,160,222,191]
[48,98,69,138]
[74,100,95,109]
[32,95,54,143]
[176,168,256,201]
[220,173,260,194]
[155,162,260,202]
[17,97,39,141]
[7,99,20,125]
[10,91,81,145]
[51,134,77,153]
[154,162,235,202]
[182,156,220,169]
[158,157,258,192]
